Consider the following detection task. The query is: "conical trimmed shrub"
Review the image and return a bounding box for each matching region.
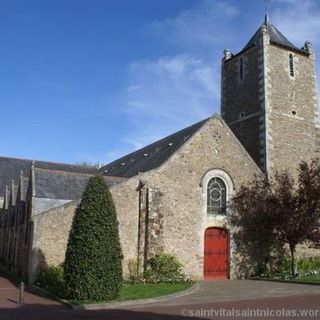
[63,175,123,301]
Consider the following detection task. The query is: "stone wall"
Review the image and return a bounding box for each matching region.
[109,177,140,276]
[136,185,164,271]
[221,27,320,176]
[229,115,263,170]
[266,44,319,175]
[111,116,261,279]
[30,200,79,282]
[5,114,319,283]
[296,242,320,259]
[221,43,265,170]
[222,46,261,122]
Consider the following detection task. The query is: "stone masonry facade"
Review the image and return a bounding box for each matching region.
[267,43,320,175]
[221,23,320,176]
[111,116,261,279]
[0,17,319,283]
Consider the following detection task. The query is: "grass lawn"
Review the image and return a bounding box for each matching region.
[63,282,193,305]
[116,283,193,302]
[296,275,320,283]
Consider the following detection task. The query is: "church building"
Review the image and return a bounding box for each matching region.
[0,16,319,283]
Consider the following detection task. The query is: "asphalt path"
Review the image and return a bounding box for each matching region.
[1,275,319,320]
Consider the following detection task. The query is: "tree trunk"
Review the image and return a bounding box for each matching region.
[289,244,296,279]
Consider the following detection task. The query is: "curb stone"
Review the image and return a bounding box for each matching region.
[29,285,73,308]
[249,278,320,286]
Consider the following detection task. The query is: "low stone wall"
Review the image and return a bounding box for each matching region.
[30,200,79,282]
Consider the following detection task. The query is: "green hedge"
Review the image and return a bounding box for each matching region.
[272,257,320,279]
[63,175,123,301]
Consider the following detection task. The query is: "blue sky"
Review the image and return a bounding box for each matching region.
[0,0,319,165]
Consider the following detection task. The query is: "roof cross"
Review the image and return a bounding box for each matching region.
[264,0,271,25]
[265,0,271,13]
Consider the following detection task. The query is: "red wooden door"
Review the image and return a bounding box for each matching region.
[204,228,229,279]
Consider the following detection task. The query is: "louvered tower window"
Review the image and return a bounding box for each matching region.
[207,177,227,215]
[289,53,295,77]
[239,58,244,80]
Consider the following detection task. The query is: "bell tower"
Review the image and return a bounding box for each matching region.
[221,16,319,175]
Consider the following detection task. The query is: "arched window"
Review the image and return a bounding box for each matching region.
[207,177,227,215]
[289,53,295,78]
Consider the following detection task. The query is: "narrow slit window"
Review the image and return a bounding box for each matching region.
[289,53,295,77]
[239,58,244,80]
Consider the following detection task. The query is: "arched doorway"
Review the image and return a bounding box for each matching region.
[204,227,229,279]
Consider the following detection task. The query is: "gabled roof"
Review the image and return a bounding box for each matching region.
[34,168,125,200]
[99,118,210,178]
[0,156,98,196]
[34,168,93,200]
[243,21,306,54]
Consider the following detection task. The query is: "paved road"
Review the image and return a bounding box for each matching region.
[121,280,320,308]
[1,275,320,319]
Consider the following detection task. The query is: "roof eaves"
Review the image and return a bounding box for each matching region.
[224,44,258,63]
[269,41,308,55]
[33,167,96,177]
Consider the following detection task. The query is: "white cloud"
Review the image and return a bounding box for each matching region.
[272,0,320,45]
[105,0,320,163]
[272,0,302,4]
[149,0,240,48]
[121,54,218,150]
[113,1,240,155]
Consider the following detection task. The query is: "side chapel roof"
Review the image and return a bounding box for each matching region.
[0,156,98,196]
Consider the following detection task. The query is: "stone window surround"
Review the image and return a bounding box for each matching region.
[207,177,227,215]
[200,169,235,279]
[201,169,234,217]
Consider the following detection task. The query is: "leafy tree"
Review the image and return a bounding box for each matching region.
[232,160,320,279]
[271,161,320,278]
[230,176,282,276]
[64,175,123,301]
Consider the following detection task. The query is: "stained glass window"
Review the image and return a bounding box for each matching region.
[207,177,227,215]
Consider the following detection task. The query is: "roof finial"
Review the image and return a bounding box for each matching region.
[264,0,271,25]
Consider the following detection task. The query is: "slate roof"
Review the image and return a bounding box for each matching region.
[99,117,210,178]
[34,168,125,200]
[243,21,306,54]
[0,156,98,196]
